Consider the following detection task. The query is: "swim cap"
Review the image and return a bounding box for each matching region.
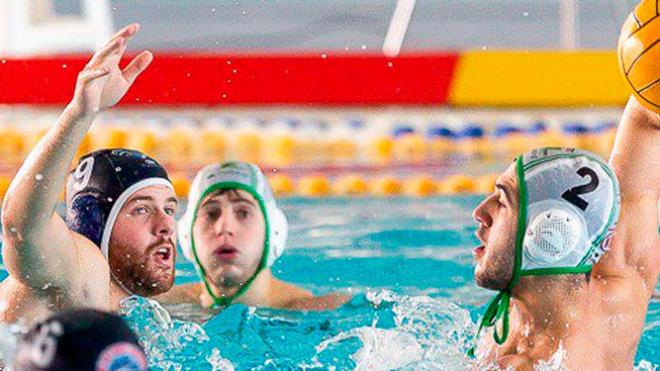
[13,309,147,371]
[65,149,173,259]
[470,147,620,355]
[178,161,288,307]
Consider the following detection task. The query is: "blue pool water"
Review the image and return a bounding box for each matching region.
[1,196,658,369]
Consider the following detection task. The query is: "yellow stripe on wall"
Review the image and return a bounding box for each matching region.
[449,51,630,107]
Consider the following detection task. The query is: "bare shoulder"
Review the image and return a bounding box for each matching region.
[154,282,201,305]
[269,279,352,311]
[284,291,352,311]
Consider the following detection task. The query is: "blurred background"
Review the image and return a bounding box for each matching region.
[0,0,640,198]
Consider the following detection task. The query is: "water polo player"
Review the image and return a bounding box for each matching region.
[13,309,147,371]
[0,24,177,325]
[157,161,348,311]
[469,96,659,369]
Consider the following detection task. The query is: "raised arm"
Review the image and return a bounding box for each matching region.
[0,24,153,291]
[594,96,660,293]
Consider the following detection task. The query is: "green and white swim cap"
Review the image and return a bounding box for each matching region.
[470,147,620,355]
[519,148,620,273]
[178,161,288,307]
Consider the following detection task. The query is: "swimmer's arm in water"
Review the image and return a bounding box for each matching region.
[284,292,352,311]
[0,24,152,292]
[153,283,202,305]
[594,96,660,295]
[270,279,351,311]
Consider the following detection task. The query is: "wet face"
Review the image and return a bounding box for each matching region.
[472,163,519,290]
[192,189,266,289]
[108,185,178,296]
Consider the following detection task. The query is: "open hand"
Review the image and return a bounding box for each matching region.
[70,23,153,117]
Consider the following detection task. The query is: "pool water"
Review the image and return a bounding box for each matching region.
[1,196,658,370]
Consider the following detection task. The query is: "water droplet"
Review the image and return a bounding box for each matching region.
[112,6,117,11]
[211,7,216,12]
[107,197,113,202]
[61,64,67,69]
[115,166,122,172]
[481,46,488,50]
[361,45,367,50]
[1,59,6,64]
[226,60,232,65]
[221,93,228,99]
[523,11,529,16]
[232,69,238,74]
[241,11,246,15]
[186,72,191,78]
[321,53,327,59]
[387,62,394,67]
[35,174,43,181]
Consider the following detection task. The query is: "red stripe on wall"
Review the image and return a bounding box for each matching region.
[0,53,458,106]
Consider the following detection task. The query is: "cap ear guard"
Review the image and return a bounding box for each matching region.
[65,194,107,247]
[522,201,589,268]
[266,205,288,267]
[177,207,195,262]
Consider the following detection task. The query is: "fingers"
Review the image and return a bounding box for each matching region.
[108,23,139,46]
[86,23,139,68]
[114,23,140,57]
[87,37,123,67]
[122,50,153,85]
[77,68,110,85]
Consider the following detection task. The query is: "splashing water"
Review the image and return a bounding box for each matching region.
[198,289,475,370]
[119,296,233,370]
[118,290,658,370]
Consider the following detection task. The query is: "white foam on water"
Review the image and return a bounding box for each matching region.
[119,296,233,371]
[0,323,18,367]
[312,289,476,370]
[635,360,658,371]
[318,327,423,370]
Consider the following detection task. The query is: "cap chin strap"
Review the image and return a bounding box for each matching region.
[468,156,527,357]
[190,183,271,309]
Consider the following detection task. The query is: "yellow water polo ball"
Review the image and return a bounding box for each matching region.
[617,0,660,113]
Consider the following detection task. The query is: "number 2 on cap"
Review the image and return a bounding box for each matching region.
[561,167,599,211]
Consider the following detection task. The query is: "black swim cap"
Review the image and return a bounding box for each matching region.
[65,149,172,258]
[13,309,147,371]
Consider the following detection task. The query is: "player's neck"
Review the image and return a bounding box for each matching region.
[512,275,587,338]
[109,279,131,310]
[202,269,275,308]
